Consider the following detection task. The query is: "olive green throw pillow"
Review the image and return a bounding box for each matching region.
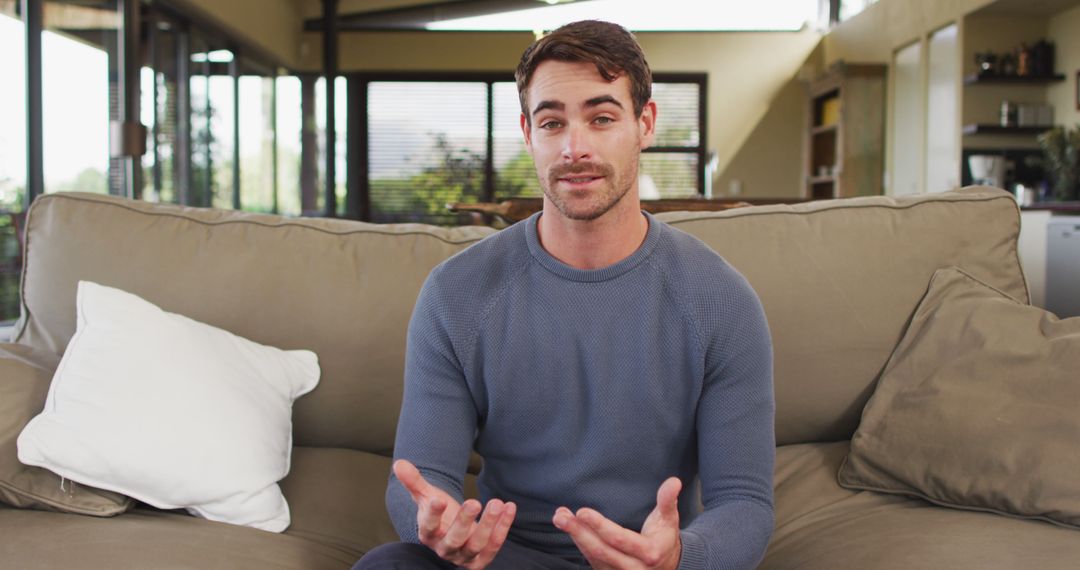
[839,267,1080,529]
[0,343,133,516]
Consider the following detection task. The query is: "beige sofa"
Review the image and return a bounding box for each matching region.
[1,187,1078,569]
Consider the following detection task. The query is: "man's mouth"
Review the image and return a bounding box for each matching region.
[559,175,603,184]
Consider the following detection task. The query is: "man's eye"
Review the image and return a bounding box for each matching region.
[595,116,614,125]
[540,120,562,130]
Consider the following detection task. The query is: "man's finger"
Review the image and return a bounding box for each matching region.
[417,496,448,542]
[574,507,651,560]
[439,499,482,553]
[462,499,505,557]
[465,502,518,570]
[553,507,637,569]
[393,459,431,501]
[655,477,682,521]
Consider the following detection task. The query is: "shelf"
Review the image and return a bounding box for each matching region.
[962,124,1055,136]
[964,73,1066,85]
[1021,202,1080,213]
[810,124,838,136]
[808,175,836,184]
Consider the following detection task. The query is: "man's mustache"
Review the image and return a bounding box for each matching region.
[548,162,614,181]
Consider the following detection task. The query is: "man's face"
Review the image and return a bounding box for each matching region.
[520,60,656,221]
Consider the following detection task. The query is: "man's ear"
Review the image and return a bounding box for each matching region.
[639,100,658,149]
[520,113,533,152]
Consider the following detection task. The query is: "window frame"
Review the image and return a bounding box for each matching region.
[349,71,707,223]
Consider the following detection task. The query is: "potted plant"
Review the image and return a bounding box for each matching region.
[1037,125,1080,201]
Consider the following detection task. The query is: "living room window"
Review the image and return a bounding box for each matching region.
[356,73,707,225]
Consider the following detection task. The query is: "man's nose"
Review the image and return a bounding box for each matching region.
[561,123,593,162]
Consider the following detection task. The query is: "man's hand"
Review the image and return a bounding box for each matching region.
[394,459,517,569]
[552,477,683,570]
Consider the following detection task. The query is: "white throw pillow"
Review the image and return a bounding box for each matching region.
[17,281,319,532]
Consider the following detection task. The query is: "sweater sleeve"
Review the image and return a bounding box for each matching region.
[679,276,776,570]
[385,270,479,543]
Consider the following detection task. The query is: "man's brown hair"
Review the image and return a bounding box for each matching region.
[515,20,652,124]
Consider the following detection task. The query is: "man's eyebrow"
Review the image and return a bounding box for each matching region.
[531,95,623,116]
[532,100,564,116]
[585,95,623,109]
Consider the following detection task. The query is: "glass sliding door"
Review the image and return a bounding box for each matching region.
[205,51,234,210]
[312,77,348,216]
[0,1,24,323]
[0,2,25,210]
[142,10,183,204]
[238,73,275,212]
[42,0,120,195]
[275,76,302,216]
[188,33,213,207]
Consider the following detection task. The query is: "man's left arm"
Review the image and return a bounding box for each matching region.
[553,276,775,570]
[679,280,775,570]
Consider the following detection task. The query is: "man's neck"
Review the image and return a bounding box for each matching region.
[536,196,649,270]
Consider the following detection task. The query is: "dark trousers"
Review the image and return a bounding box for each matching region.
[353,541,589,569]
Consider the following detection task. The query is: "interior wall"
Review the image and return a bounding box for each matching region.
[638,32,822,198]
[823,0,996,63]
[1048,3,1080,129]
[304,29,821,198]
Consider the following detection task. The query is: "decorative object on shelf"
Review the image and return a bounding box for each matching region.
[1000,100,1017,127]
[995,101,1051,129]
[1017,103,1054,127]
[1032,40,1056,77]
[975,52,997,75]
[973,39,1055,79]
[999,53,1017,76]
[968,155,1006,188]
[1013,183,1037,207]
[1037,125,1080,201]
[1017,44,1032,77]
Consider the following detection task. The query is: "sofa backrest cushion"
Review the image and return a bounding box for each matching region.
[16,187,1027,449]
[15,193,494,454]
[657,186,1027,444]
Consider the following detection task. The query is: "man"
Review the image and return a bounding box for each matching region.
[356,19,774,570]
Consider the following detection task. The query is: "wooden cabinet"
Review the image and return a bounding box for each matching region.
[803,62,887,199]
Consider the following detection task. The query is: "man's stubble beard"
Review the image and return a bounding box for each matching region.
[539,152,641,222]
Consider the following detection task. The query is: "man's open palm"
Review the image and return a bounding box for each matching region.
[394,459,517,569]
[553,477,683,570]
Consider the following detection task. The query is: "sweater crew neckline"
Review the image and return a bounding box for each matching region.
[524,210,663,283]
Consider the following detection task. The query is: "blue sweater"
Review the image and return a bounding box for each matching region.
[387,212,775,570]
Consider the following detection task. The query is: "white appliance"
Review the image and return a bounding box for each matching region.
[1046,216,1080,318]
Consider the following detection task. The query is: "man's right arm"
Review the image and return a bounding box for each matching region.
[386,271,479,541]
[386,272,518,568]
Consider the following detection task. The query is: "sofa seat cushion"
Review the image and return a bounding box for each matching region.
[0,505,359,570]
[765,442,1080,569]
[0,448,482,569]
[281,447,480,557]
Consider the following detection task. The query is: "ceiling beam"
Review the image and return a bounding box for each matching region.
[304,0,589,32]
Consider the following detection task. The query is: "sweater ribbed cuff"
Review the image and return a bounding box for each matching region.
[678,529,707,570]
